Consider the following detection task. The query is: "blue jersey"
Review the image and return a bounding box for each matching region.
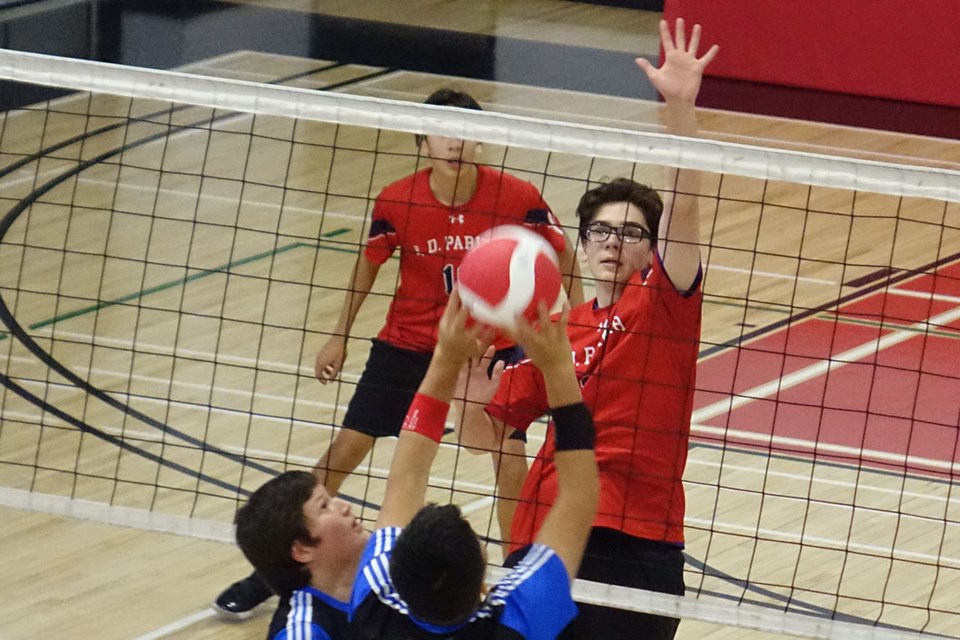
[350,528,577,639]
[268,586,354,640]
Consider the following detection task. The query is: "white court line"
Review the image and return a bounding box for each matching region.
[705,263,837,286]
[692,421,959,475]
[684,456,960,508]
[683,512,960,570]
[0,403,499,498]
[0,486,234,542]
[692,300,960,474]
[0,164,368,223]
[6,330,346,377]
[885,286,960,306]
[130,609,216,640]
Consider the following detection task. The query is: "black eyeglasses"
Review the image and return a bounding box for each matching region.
[582,222,652,244]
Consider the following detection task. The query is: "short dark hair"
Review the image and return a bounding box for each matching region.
[235,471,318,595]
[415,88,483,147]
[576,178,663,246]
[390,504,486,625]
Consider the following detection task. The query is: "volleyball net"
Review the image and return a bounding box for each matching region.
[0,49,957,640]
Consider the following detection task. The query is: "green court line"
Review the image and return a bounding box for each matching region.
[2,227,352,338]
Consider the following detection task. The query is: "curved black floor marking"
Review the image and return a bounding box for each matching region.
[0,371,245,494]
[682,554,940,635]
[0,62,392,504]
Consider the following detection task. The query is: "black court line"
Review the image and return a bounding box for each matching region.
[0,371,243,494]
[0,61,392,506]
[683,555,952,636]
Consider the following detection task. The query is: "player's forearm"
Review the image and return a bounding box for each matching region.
[541,359,581,410]
[553,448,599,522]
[379,431,440,528]
[419,350,463,404]
[659,100,702,290]
[532,402,598,581]
[378,352,464,528]
[332,256,379,336]
[552,402,598,520]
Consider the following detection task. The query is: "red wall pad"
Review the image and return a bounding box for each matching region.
[664,0,960,108]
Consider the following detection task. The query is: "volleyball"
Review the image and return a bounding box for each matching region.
[457,225,562,330]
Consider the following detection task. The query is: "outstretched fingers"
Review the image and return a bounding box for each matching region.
[687,22,700,56]
[673,17,686,52]
[698,42,720,67]
[659,18,675,52]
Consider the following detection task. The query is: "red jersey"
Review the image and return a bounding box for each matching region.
[488,254,702,550]
[364,166,567,352]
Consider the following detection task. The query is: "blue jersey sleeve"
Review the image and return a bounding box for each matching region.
[349,527,401,619]
[495,545,578,640]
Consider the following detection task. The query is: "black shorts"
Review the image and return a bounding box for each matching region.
[341,340,528,441]
[342,339,432,438]
[505,527,685,640]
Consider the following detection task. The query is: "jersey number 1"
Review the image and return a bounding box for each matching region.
[442,264,456,295]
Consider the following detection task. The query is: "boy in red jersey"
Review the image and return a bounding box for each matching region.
[457,19,718,639]
[214,88,581,620]
[311,88,580,507]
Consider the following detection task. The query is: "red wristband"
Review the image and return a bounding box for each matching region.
[401,393,450,443]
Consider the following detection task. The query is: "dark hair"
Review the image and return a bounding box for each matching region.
[575,177,663,246]
[390,504,486,625]
[415,88,483,148]
[235,471,318,595]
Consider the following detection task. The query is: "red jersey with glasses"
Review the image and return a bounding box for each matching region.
[488,254,702,550]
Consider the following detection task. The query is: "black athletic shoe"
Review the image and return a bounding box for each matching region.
[212,572,273,621]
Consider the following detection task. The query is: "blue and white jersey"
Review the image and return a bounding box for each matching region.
[269,586,353,640]
[350,527,577,639]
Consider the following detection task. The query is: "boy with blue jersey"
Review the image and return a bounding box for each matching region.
[350,291,599,639]
[236,470,368,639]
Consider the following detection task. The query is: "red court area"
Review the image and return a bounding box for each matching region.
[694,261,960,477]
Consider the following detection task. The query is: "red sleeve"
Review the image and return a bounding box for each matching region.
[520,188,568,256]
[363,196,399,266]
[620,251,703,321]
[485,359,549,432]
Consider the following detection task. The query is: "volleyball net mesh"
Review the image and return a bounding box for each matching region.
[0,50,957,640]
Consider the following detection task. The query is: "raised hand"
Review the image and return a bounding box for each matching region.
[435,290,494,367]
[455,345,504,407]
[505,303,573,377]
[635,18,719,105]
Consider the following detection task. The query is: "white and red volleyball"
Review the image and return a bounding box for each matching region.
[457,225,562,330]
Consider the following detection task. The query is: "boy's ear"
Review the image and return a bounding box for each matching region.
[291,538,318,564]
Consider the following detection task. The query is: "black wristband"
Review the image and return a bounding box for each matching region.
[552,402,595,451]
